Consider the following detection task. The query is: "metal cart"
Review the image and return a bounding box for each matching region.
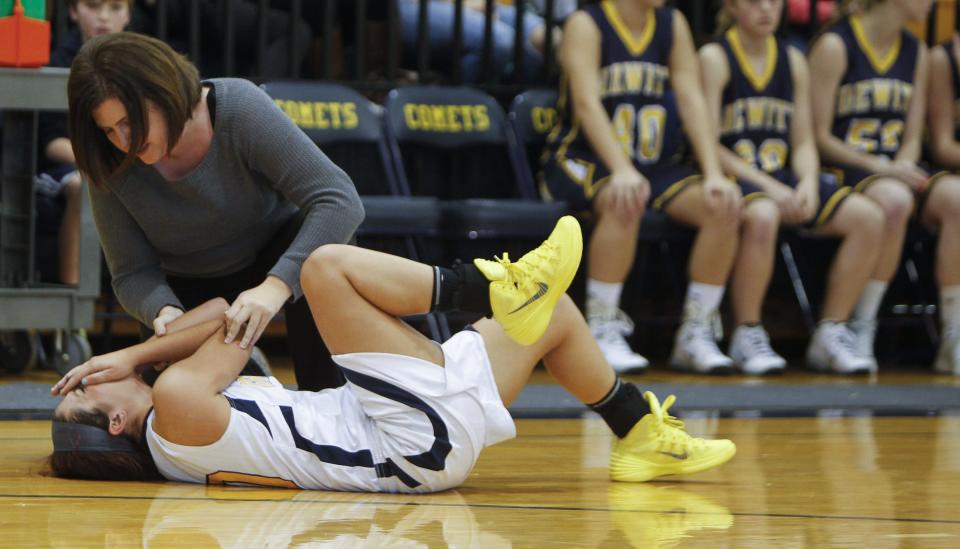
[0,67,99,374]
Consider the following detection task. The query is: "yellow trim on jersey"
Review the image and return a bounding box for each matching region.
[742,191,769,205]
[726,28,778,92]
[545,74,570,149]
[652,174,702,211]
[601,2,656,57]
[853,173,885,193]
[555,120,581,163]
[850,16,902,75]
[924,170,957,195]
[814,185,852,228]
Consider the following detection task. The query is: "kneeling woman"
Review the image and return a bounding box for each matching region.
[48,218,735,491]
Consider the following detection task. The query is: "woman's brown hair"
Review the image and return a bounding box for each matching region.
[47,408,161,481]
[68,31,201,187]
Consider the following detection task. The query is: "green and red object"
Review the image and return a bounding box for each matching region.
[0,0,51,67]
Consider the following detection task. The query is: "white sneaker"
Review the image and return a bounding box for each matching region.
[934,323,960,375]
[806,322,876,374]
[728,325,786,375]
[588,307,649,373]
[670,319,733,374]
[849,318,878,363]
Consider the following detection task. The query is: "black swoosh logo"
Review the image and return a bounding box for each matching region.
[508,282,549,314]
[657,451,688,460]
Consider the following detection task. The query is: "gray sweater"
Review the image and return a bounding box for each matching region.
[90,78,364,325]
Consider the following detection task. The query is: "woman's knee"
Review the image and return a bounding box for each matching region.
[593,191,645,227]
[866,180,915,226]
[834,195,885,242]
[927,176,960,220]
[742,199,780,244]
[302,244,352,288]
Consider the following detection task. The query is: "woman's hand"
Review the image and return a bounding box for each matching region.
[50,349,136,396]
[873,157,929,191]
[765,181,803,224]
[703,174,742,219]
[795,178,820,224]
[224,276,292,349]
[153,305,184,336]
[605,168,650,222]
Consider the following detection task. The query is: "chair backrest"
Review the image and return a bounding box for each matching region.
[261,81,399,196]
[507,89,559,198]
[383,86,519,200]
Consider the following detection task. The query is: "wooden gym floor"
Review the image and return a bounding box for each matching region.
[2,365,960,547]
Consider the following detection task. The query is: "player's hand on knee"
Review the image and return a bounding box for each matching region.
[766,183,800,223]
[153,306,185,337]
[890,160,928,191]
[607,168,649,222]
[704,174,741,221]
[795,181,820,223]
[50,350,136,395]
[224,277,292,349]
[877,158,928,191]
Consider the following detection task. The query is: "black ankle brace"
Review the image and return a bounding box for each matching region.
[430,260,493,317]
[589,379,649,438]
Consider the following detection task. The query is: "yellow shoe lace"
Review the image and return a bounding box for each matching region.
[493,243,557,289]
[644,392,704,453]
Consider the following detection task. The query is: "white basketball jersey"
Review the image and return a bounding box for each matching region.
[146,375,391,491]
[145,330,516,493]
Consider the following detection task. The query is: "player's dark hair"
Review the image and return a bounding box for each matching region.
[47,408,160,482]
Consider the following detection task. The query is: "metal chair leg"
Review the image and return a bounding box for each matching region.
[780,241,816,336]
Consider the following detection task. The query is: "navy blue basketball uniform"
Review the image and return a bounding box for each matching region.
[540,3,698,213]
[718,27,850,228]
[825,15,920,191]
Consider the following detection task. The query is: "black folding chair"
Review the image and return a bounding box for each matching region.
[261,81,445,340]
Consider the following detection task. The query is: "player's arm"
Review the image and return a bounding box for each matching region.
[789,47,820,186]
[671,12,723,180]
[809,33,884,172]
[51,298,232,395]
[928,44,960,169]
[699,42,785,192]
[150,320,252,446]
[561,12,637,176]
[896,44,929,165]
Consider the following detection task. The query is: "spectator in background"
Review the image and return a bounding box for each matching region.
[397,0,549,83]
[784,0,838,50]
[36,0,132,285]
[531,0,579,22]
[131,0,312,78]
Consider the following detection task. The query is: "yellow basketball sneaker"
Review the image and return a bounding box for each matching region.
[609,391,736,482]
[473,215,582,345]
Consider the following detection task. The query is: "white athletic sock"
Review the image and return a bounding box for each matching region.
[854,280,888,322]
[940,286,960,325]
[587,279,623,316]
[683,282,725,321]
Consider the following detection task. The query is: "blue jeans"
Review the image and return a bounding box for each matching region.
[398,1,544,83]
